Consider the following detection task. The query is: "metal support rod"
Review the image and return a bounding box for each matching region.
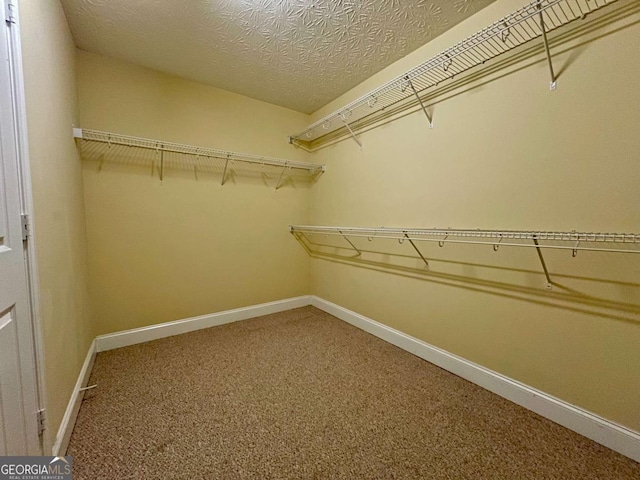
[404,233,430,269]
[275,164,289,190]
[159,149,164,181]
[538,2,557,90]
[341,119,363,148]
[533,236,553,290]
[221,156,229,185]
[406,77,433,128]
[339,230,362,256]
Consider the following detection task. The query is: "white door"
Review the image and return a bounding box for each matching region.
[0,7,41,455]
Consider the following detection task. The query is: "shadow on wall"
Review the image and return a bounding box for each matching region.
[292,233,640,326]
[297,1,640,152]
[78,140,322,191]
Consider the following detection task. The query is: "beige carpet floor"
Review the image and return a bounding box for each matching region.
[68,306,639,479]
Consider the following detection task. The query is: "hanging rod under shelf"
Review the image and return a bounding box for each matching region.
[73,128,325,175]
[289,0,617,145]
[289,225,640,254]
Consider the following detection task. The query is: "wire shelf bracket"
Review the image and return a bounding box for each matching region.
[537,1,558,90]
[73,128,326,190]
[340,114,362,148]
[289,0,617,146]
[221,154,230,186]
[533,235,553,289]
[405,77,433,128]
[339,229,362,256]
[403,231,430,269]
[289,225,640,290]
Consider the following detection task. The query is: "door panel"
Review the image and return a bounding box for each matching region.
[0,7,41,455]
[0,308,27,455]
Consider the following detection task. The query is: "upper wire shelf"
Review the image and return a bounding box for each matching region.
[74,128,325,189]
[289,0,617,146]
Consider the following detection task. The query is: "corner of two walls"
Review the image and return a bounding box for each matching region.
[18,0,94,453]
[305,0,640,432]
[75,50,314,336]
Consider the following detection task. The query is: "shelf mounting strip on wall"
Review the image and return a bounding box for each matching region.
[289,0,617,146]
[73,128,325,189]
[289,225,640,290]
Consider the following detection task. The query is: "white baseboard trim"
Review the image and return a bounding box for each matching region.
[52,339,96,456]
[95,296,313,352]
[311,296,640,463]
[55,295,639,462]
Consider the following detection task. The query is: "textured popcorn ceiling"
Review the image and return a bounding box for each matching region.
[61,0,496,113]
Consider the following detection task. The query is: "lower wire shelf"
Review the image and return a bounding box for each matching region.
[289,225,640,290]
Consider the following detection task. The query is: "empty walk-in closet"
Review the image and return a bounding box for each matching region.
[1,0,639,477]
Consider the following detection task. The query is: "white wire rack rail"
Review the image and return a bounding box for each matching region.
[289,0,617,146]
[73,128,325,189]
[289,225,640,289]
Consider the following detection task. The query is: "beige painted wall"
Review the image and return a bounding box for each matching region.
[307,0,640,431]
[76,51,313,335]
[19,0,94,452]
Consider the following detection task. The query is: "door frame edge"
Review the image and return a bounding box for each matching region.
[6,0,49,456]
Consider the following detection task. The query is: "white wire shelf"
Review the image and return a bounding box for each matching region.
[290,225,640,253]
[73,128,325,188]
[290,225,640,289]
[289,0,617,145]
